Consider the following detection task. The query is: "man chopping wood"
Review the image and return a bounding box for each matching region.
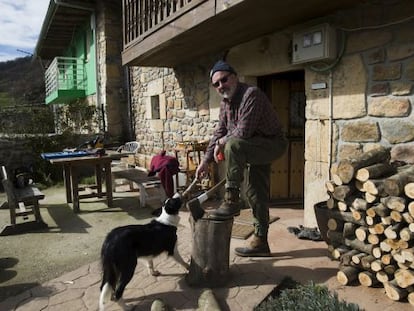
[195,60,287,257]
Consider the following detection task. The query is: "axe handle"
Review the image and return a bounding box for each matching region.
[195,179,225,204]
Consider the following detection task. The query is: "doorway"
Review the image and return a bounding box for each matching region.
[258,71,305,203]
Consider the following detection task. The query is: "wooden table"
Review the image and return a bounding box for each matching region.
[48,154,117,212]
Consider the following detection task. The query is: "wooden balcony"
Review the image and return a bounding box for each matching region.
[122,0,361,67]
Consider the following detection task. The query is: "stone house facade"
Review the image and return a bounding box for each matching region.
[124,0,414,226]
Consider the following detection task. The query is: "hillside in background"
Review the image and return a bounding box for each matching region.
[0,57,45,107]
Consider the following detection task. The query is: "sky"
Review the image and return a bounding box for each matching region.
[0,1,49,62]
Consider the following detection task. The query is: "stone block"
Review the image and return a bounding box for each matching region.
[373,63,401,81]
[368,97,410,117]
[387,43,414,61]
[381,119,414,144]
[341,121,380,142]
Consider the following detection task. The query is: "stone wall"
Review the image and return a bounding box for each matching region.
[129,59,220,167]
[303,0,414,225]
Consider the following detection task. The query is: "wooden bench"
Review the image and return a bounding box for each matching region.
[111,167,165,207]
[1,166,47,235]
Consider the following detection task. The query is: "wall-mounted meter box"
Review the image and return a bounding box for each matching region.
[291,23,337,64]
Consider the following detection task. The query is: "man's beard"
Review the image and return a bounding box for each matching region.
[220,85,236,99]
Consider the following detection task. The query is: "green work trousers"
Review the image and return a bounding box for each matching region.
[224,136,288,237]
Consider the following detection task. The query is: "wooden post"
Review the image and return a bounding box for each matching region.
[186,216,234,287]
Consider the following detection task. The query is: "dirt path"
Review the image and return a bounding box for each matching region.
[0,186,158,302]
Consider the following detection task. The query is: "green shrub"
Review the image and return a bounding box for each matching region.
[255,280,363,311]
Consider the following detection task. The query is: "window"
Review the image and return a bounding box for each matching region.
[151,95,160,119]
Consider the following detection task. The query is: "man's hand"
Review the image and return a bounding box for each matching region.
[195,162,209,179]
[213,144,223,163]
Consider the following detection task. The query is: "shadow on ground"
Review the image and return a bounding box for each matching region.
[0,185,158,302]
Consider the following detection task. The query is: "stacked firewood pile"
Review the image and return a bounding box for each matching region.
[324,146,414,305]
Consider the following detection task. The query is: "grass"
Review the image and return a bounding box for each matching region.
[255,277,363,311]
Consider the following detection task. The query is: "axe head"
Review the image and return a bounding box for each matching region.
[187,198,205,221]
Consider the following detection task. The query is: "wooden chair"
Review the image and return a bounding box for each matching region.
[1,166,47,235]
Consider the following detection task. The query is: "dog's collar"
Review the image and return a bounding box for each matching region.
[155,209,180,227]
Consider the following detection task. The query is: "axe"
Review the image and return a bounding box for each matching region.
[187,179,225,221]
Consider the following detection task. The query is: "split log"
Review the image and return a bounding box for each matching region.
[402,248,414,262]
[337,201,348,212]
[329,210,366,226]
[330,163,342,186]
[393,250,405,263]
[369,223,385,235]
[340,249,360,266]
[402,212,414,224]
[384,279,410,301]
[355,180,365,192]
[384,223,404,240]
[372,246,382,259]
[408,201,414,218]
[355,226,369,242]
[331,245,350,260]
[380,239,393,252]
[365,215,380,226]
[376,265,396,283]
[350,208,365,222]
[381,216,393,225]
[356,163,396,182]
[336,146,390,184]
[358,270,379,287]
[351,198,369,211]
[405,182,414,199]
[367,233,380,245]
[397,261,413,270]
[370,259,383,272]
[325,180,336,193]
[381,253,394,265]
[381,196,406,212]
[400,227,414,242]
[365,192,378,204]
[398,239,410,250]
[345,238,374,254]
[360,254,376,270]
[369,203,389,217]
[384,165,414,196]
[395,269,414,288]
[363,179,386,196]
[351,252,366,265]
[337,266,360,285]
[333,185,356,201]
[390,210,403,222]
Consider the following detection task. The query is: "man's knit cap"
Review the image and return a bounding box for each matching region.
[209,60,237,79]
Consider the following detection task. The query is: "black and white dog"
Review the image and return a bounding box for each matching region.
[99,195,189,311]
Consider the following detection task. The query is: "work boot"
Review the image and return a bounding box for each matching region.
[210,188,241,218]
[234,235,270,257]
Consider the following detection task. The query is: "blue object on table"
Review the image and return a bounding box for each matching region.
[41,151,91,160]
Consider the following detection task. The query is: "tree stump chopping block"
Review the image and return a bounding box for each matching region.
[186,215,234,288]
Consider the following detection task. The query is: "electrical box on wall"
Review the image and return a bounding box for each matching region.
[291,23,337,64]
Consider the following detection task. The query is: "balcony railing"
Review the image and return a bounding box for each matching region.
[122,0,206,49]
[45,57,87,99]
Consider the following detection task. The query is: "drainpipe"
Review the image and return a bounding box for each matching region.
[53,0,104,133]
[328,70,333,179]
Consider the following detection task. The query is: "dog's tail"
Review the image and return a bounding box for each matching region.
[99,242,118,310]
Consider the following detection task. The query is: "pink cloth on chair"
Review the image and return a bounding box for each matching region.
[148,151,180,198]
